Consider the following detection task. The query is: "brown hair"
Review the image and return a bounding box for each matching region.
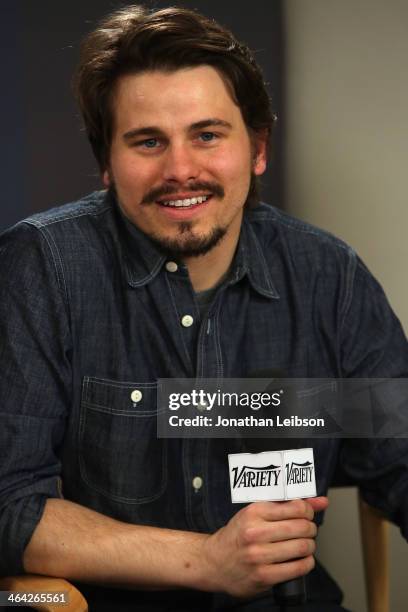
[74,4,274,204]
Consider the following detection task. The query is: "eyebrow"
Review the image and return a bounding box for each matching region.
[122,118,232,141]
[190,118,232,131]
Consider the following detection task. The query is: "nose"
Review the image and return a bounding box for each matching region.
[162,142,200,184]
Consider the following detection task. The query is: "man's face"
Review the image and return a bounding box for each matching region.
[106,65,267,257]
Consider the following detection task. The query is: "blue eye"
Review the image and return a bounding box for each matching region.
[143,138,158,148]
[200,132,216,142]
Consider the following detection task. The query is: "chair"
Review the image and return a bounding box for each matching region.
[0,495,388,612]
[358,495,389,612]
[0,573,87,611]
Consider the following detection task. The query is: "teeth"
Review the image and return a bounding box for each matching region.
[162,195,210,207]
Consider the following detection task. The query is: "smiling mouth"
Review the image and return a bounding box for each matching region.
[157,194,212,208]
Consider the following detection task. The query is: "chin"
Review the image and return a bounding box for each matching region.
[148,225,227,258]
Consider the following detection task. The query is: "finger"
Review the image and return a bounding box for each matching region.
[251,554,315,589]
[243,518,317,544]
[253,499,316,522]
[245,537,316,566]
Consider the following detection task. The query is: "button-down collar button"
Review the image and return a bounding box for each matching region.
[165,261,178,273]
[131,389,143,403]
[192,476,203,491]
[181,315,194,327]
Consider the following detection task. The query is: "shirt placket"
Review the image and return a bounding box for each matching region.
[162,258,225,532]
[187,290,225,532]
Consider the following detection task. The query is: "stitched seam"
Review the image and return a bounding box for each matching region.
[85,377,157,389]
[78,463,168,504]
[201,438,212,528]
[213,301,224,379]
[36,226,69,306]
[203,439,213,529]
[24,204,112,228]
[252,212,352,253]
[165,274,193,369]
[200,322,205,379]
[127,255,166,287]
[78,377,167,504]
[249,224,277,296]
[183,439,195,530]
[339,251,358,333]
[197,316,206,379]
[82,401,166,416]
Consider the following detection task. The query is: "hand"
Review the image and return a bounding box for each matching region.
[202,496,328,598]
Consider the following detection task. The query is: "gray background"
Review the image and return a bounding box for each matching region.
[285,2,408,610]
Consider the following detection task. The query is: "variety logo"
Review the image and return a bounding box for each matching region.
[285,460,314,485]
[228,448,316,503]
[231,464,281,489]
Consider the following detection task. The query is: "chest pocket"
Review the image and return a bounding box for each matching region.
[79,377,167,504]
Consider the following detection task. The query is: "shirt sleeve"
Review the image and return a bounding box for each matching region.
[0,222,72,575]
[338,254,408,540]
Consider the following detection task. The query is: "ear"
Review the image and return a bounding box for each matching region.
[252,130,268,176]
[102,170,111,188]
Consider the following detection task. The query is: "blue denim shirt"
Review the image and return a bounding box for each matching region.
[1,190,407,580]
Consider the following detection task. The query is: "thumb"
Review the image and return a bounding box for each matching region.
[306,496,329,513]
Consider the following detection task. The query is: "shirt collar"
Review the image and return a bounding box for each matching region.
[113,192,279,298]
[229,215,280,299]
[112,193,168,287]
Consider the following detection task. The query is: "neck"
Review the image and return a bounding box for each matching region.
[183,223,242,292]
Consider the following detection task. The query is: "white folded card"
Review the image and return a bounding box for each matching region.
[228,447,316,503]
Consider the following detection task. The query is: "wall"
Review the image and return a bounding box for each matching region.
[284,1,408,610]
[1,0,283,229]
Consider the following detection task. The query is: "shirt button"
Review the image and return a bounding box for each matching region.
[165,261,178,273]
[197,402,208,412]
[192,476,203,491]
[131,389,143,403]
[181,315,194,327]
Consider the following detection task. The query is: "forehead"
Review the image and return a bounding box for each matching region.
[111,65,244,133]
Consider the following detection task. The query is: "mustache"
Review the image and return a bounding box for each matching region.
[141,182,224,204]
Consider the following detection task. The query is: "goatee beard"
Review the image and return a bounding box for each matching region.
[147,222,227,258]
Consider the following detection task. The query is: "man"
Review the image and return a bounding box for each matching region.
[0,5,407,611]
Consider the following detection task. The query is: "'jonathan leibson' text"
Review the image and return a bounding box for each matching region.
[215,415,325,427]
